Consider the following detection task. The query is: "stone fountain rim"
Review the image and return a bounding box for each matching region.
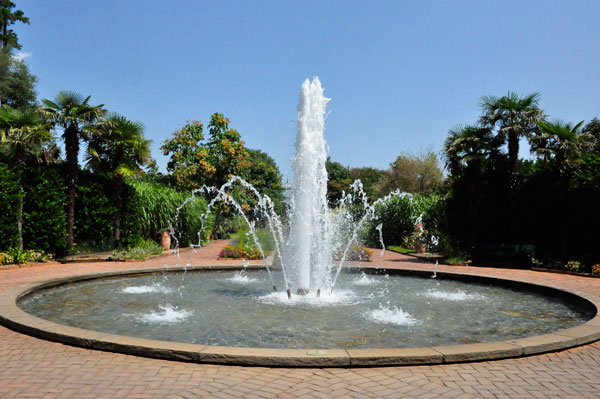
[1,265,599,367]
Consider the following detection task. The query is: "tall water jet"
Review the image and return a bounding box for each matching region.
[288,77,331,294]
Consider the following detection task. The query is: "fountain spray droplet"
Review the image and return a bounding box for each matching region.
[432,260,438,279]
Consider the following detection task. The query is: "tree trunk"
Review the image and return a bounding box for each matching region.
[467,167,480,250]
[64,124,79,250]
[16,149,26,251]
[16,182,23,250]
[507,130,520,243]
[558,155,569,260]
[2,21,7,49]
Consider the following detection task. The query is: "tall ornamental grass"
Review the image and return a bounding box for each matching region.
[124,178,214,246]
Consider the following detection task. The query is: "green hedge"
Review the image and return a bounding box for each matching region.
[0,163,22,249]
[23,164,67,254]
[0,161,215,255]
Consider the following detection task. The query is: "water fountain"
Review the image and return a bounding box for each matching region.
[171,78,422,299]
[4,77,598,366]
[288,77,331,295]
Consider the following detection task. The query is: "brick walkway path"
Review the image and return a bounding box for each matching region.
[1,241,600,398]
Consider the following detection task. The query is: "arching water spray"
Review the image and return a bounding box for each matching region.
[165,77,434,298]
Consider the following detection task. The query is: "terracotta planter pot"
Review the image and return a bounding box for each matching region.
[414,243,426,254]
[160,231,171,251]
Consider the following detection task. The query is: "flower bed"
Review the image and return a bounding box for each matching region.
[0,249,52,266]
[218,244,264,260]
[335,246,373,262]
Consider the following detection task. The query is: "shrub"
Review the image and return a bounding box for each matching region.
[445,255,469,266]
[74,172,116,252]
[335,245,372,261]
[564,260,582,273]
[0,248,52,265]
[592,264,600,276]
[0,163,22,249]
[218,243,263,260]
[231,225,276,253]
[363,193,446,249]
[112,238,164,261]
[23,164,67,255]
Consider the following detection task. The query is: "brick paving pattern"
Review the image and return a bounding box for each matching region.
[1,240,599,398]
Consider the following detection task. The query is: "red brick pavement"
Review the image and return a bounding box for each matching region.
[1,240,599,399]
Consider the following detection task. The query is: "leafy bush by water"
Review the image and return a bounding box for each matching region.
[363,193,446,249]
[230,224,276,252]
[112,238,164,261]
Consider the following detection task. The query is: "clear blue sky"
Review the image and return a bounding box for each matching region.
[14,0,600,179]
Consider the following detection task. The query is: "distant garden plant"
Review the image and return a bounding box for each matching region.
[334,245,372,262]
[111,238,163,261]
[0,248,51,265]
[564,260,582,273]
[219,243,263,260]
[445,254,469,266]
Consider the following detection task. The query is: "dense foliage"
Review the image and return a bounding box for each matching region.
[161,114,249,191]
[124,178,213,248]
[363,193,446,250]
[1,1,598,273]
[384,151,444,195]
[443,95,600,266]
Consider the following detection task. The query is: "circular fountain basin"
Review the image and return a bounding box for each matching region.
[2,266,600,367]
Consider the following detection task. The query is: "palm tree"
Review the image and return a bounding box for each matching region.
[40,91,106,250]
[531,119,592,258]
[444,124,502,247]
[85,113,152,245]
[0,105,52,249]
[479,92,543,188]
[479,91,543,241]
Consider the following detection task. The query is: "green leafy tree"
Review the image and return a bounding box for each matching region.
[582,118,600,152]
[384,150,444,195]
[0,105,52,249]
[86,113,152,245]
[205,113,248,187]
[160,120,207,191]
[40,91,107,249]
[325,158,352,207]
[242,148,285,214]
[573,118,600,191]
[0,0,29,50]
[349,167,388,201]
[0,49,37,108]
[531,119,592,258]
[162,114,249,191]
